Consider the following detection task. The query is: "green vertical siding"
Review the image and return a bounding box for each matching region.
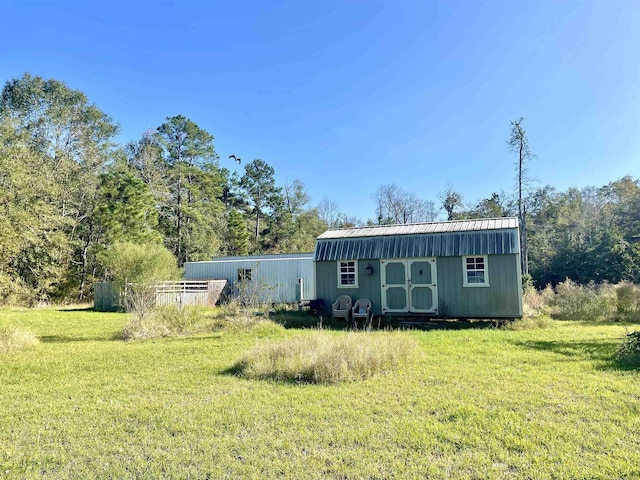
[315,254,522,318]
[436,254,522,318]
[315,260,382,315]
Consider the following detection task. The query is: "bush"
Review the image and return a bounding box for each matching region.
[0,273,38,307]
[615,282,640,321]
[552,279,616,321]
[98,241,181,286]
[234,279,277,310]
[232,331,419,384]
[523,284,553,318]
[0,325,39,353]
[615,330,640,367]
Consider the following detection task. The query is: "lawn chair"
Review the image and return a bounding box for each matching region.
[352,298,372,329]
[332,295,352,322]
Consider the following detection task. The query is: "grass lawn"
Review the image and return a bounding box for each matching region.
[1,308,640,479]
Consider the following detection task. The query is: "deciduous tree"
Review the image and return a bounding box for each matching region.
[374,183,437,224]
[0,73,119,300]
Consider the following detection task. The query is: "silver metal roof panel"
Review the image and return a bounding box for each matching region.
[317,217,518,240]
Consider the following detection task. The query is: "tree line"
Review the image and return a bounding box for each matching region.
[0,73,638,304]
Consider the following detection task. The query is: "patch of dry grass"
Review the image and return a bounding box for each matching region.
[233,330,419,384]
[0,325,39,353]
[122,305,284,340]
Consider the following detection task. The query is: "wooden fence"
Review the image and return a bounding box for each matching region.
[94,280,227,311]
[153,280,227,307]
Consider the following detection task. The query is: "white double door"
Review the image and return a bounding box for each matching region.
[381,258,438,314]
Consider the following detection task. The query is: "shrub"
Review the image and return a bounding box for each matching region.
[0,325,39,353]
[615,330,640,367]
[98,240,181,286]
[234,279,277,310]
[0,273,37,307]
[615,282,640,321]
[523,284,553,318]
[232,331,419,384]
[552,279,616,321]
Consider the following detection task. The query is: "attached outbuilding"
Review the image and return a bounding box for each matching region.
[313,218,523,319]
[183,253,314,304]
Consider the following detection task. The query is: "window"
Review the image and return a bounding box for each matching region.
[338,261,358,288]
[463,256,489,287]
[237,268,252,282]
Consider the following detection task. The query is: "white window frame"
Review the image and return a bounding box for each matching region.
[337,260,358,288]
[237,268,252,282]
[462,255,489,287]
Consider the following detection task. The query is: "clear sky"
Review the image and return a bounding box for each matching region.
[2,0,639,221]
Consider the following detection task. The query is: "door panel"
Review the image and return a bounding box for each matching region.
[409,258,437,313]
[386,286,408,310]
[410,286,435,311]
[410,261,432,284]
[385,262,406,284]
[381,260,408,313]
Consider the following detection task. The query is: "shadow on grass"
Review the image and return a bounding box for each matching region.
[39,333,122,343]
[510,338,640,371]
[219,363,324,385]
[55,307,95,312]
[268,311,342,330]
[269,310,507,331]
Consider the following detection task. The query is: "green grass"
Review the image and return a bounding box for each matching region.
[1,308,640,479]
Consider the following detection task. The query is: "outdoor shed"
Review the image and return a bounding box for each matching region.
[183,253,315,304]
[314,217,523,319]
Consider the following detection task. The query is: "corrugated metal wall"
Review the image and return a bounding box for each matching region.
[94,281,121,311]
[184,254,315,303]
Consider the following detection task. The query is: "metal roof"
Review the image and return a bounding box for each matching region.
[318,217,518,239]
[314,218,520,261]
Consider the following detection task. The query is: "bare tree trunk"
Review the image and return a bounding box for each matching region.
[176,170,182,265]
[78,222,93,302]
[519,143,528,276]
[255,211,260,241]
[521,204,529,276]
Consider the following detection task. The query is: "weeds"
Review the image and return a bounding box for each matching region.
[615,282,640,321]
[232,331,418,384]
[122,304,284,340]
[552,279,616,320]
[0,325,39,353]
[615,330,640,367]
[234,278,277,309]
[525,280,640,322]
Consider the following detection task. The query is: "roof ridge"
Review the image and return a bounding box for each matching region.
[323,216,519,233]
[318,217,519,240]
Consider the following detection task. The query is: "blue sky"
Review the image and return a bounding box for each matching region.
[2,0,639,221]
